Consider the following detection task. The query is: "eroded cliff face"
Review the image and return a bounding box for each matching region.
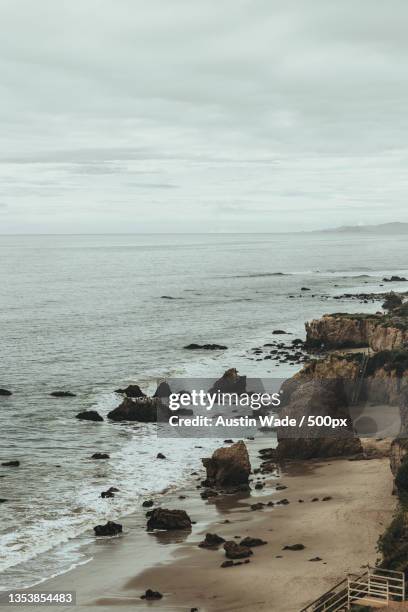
[305,309,408,352]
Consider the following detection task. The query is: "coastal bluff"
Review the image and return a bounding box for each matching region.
[305,303,408,351]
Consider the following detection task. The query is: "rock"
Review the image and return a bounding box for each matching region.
[309,557,322,562]
[276,484,287,490]
[221,559,250,568]
[142,500,154,508]
[0,389,12,396]
[146,508,192,531]
[273,330,287,335]
[108,486,119,492]
[277,498,289,505]
[115,385,146,398]
[76,410,104,422]
[184,343,227,350]
[1,460,19,467]
[250,503,265,511]
[224,541,253,559]
[153,382,172,398]
[322,496,332,501]
[94,521,122,536]
[91,452,110,459]
[156,453,166,459]
[50,391,76,397]
[382,292,403,311]
[254,483,263,490]
[283,544,305,550]
[202,441,250,488]
[107,396,168,422]
[311,497,319,502]
[198,533,225,548]
[240,537,267,547]
[200,489,218,500]
[101,490,114,498]
[208,368,246,395]
[301,287,311,291]
[224,439,234,444]
[383,276,407,282]
[276,378,363,460]
[141,589,163,600]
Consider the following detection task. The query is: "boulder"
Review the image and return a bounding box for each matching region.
[50,391,76,397]
[141,590,163,600]
[283,544,305,551]
[198,533,225,548]
[93,521,122,536]
[101,490,114,498]
[146,508,192,531]
[91,452,110,460]
[76,410,103,422]
[383,276,407,282]
[208,368,246,394]
[240,537,267,547]
[0,389,12,396]
[202,441,251,488]
[153,382,172,398]
[107,397,169,422]
[1,460,19,467]
[142,500,154,508]
[223,541,253,559]
[273,330,287,335]
[156,453,166,459]
[115,385,146,398]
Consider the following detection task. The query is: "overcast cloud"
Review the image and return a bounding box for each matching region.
[0,0,407,233]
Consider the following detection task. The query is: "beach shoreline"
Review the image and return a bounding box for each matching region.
[12,438,395,612]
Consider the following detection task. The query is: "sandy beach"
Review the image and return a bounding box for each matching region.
[15,439,395,612]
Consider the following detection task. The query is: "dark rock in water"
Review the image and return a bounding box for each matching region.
[0,498,8,503]
[301,287,311,291]
[107,486,119,492]
[141,589,163,600]
[153,381,172,398]
[276,484,287,490]
[224,541,253,559]
[115,384,146,398]
[198,533,225,548]
[240,537,267,547]
[50,391,76,397]
[322,496,332,501]
[91,452,110,460]
[76,410,104,422]
[383,276,407,282]
[156,453,166,459]
[184,343,227,350]
[208,368,246,395]
[107,396,169,422]
[202,441,250,488]
[1,460,19,467]
[277,498,290,505]
[94,521,122,536]
[146,508,192,531]
[101,490,114,499]
[273,330,287,335]
[224,439,234,444]
[0,389,12,396]
[250,502,265,511]
[142,500,154,508]
[283,543,305,550]
[254,483,263,490]
[382,292,403,311]
[311,497,319,502]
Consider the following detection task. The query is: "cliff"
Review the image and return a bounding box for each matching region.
[305,304,408,352]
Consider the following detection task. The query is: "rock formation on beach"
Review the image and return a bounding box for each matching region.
[146,508,192,531]
[208,368,246,395]
[107,396,169,422]
[115,384,146,398]
[202,440,251,488]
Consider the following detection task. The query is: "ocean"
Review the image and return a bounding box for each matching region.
[1,231,408,589]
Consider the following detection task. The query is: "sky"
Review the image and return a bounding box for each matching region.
[0,0,407,233]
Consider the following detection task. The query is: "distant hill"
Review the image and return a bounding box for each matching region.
[317,222,408,234]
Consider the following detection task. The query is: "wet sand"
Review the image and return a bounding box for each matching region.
[14,440,396,612]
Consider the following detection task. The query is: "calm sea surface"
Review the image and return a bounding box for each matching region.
[1,232,408,588]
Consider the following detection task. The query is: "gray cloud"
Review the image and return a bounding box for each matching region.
[0,0,407,233]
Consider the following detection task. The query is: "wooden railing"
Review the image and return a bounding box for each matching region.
[299,567,405,611]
